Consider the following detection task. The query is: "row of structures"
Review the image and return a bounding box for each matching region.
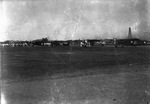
[1,27,150,48]
[0,38,149,48]
[0,38,113,47]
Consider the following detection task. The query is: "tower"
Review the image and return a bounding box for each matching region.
[128,27,132,39]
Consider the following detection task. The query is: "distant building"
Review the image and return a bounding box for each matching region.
[128,27,132,39]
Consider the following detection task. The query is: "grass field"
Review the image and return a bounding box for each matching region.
[1,46,150,80]
[1,46,150,104]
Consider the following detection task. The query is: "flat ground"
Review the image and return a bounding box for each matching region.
[1,46,150,104]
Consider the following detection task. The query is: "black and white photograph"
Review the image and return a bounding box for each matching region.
[0,0,150,104]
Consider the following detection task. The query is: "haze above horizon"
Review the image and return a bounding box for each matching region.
[0,0,150,41]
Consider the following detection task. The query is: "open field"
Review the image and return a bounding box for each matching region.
[1,46,150,104]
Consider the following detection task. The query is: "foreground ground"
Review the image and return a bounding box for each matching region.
[1,46,150,104]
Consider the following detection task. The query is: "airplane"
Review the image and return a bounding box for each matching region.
[114,27,147,48]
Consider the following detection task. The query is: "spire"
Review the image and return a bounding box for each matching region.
[128,27,132,39]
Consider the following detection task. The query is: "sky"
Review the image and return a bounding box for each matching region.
[0,0,150,41]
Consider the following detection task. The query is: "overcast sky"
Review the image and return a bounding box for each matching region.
[0,0,150,41]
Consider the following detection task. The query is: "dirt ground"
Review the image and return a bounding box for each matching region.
[1,46,150,104]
